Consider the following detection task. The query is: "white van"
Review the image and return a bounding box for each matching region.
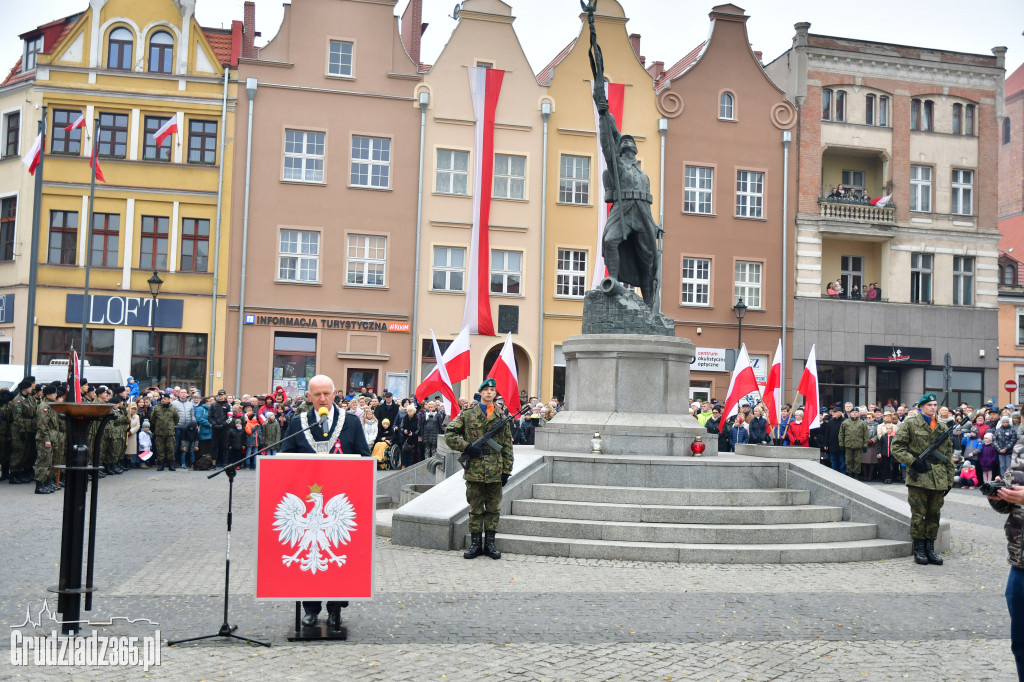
[0,361,123,392]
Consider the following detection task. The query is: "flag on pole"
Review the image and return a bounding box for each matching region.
[870,193,892,208]
[721,344,761,425]
[22,133,42,175]
[462,66,504,336]
[90,149,106,183]
[64,113,86,132]
[764,339,783,430]
[797,344,821,429]
[590,81,626,288]
[153,114,179,147]
[441,326,471,385]
[414,328,470,419]
[68,349,82,402]
[486,333,520,414]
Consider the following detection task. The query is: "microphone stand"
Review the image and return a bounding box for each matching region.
[167,414,328,648]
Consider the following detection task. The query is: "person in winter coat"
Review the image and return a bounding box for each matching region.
[362,411,381,450]
[877,420,898,483]
[243,407,260,469]
[400,404,420,467]
[420,400,443,461]
[980,432,1001,483]
[786,409,809,447]
[126,404,140,468]
[956,459,978,488]
[227,418,247,467]
[747,406,770,445]
[838,406,870,479]
[195,396,213,462]
[729,413,750,449]
[262,412,281,456]
[126,376,140,399]
[138,420,154,468]
[995,416,1018,476]
[772,406,791,445]
[823,406,847,474]
[258,395,276,423]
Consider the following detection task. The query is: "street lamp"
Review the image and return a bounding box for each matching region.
[733,297,747,350]
[148,271,163,386]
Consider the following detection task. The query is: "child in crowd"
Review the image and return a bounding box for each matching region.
[244,405,260,469]
[979,432,1000,483]
[227,418,247,467]
[262,412,281,456]
[956,459,978,489]
[138,420,153,469]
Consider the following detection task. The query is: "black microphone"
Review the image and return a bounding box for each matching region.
[318,406,330,437]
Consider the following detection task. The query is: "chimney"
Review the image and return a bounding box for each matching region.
[753,50,763,63]
[629,33,641,59]
[639,55,646,67]
[401,0,424,66]
[648,60,664,81]
[242,1,257,59]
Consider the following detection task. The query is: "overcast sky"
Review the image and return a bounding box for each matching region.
[3,0,1022,80]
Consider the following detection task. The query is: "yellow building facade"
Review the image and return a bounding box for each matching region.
[0,0,238,390]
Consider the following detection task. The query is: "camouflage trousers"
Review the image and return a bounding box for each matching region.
[466,481,503,533]
[155,435,177,464]
[34,444,53,483]
[845,448,863,475]
[11,432,35,472]
[908,485,945,539]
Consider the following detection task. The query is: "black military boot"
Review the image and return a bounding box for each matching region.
[924,539,943,566]
[913,539,928,565]
[484,531,502,560]
[34,480,53,495]
[463,533,483,559]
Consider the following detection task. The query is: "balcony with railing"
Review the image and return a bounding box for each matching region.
[816,145,895,227]
[819,198,895,223]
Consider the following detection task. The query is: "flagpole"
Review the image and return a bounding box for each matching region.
[23,106,46,377]
[79,119,100,383]
[781,386,803,443]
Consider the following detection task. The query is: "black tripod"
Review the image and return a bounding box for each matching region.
[167,414,328,648]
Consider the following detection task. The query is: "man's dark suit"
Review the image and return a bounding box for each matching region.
[279,407,371,625]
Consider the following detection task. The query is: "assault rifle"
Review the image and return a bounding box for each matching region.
[457,402,532,469]
[908,414,969,476]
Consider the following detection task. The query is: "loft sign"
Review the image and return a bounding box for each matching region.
[64,294,184,329]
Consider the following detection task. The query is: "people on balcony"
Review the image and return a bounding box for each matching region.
[824,280,884,301]
[824,185,893,208]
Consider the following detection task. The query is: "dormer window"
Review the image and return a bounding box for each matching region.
[148,31,174,74]
[107,27,133,70]
[24,35,43,71]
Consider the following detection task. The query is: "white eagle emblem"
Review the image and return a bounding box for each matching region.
[273,484,357,574]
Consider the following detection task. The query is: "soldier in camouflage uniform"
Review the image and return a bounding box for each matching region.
[150,391,179,471]
[54,384,67,488]
[987,450,1024,678]
[34,384,60,494]
[101,396,127,475]
[445,378,514,560]
[0,388,13,481]
[892,393,955,566]
[9,378,37,484]
[838,406,870,477]
[88,386,110,478]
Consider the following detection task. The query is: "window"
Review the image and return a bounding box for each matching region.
[139,216,169,270]
[278,229,320,283]
[684,166,713,214]
[346,234,386,287]
[47,210,77,265]
[923,100,933,131]
[719,92,734,119]
[911,99,920,130]
[910,253,933,304]
[3,111,18,158]
[51,110,82,155]
[965,104,975,136]
[24,35,43,71]
[493,154,526,199]
[910,165,932,212]
[953,256,974,306]
[925,368,982,409]
[180,218,209,272]
[97,112,129,159]
[879,96,889,127]
[835,90,846,122]
[1019,310,1024,345]
[1006,118,1013,145]
[143,116,172,161]
[351,135,390,188]
[841,255,863,296]
[822,88,832,121]
[148,31,173,74]
[0,197,14,262]
[682,257,711,306]
[284,130,325,183]
[1004,264,1017,286]
[559,155,590,205]
[328,40,354,77]
[435,148,469,195]
[735,261,762,309]
[952,169,973,216]
[556,249,587,298]
[130,331,207,390]
[107,27,133,70]
[865,94,875,125]
[90,213,119,267]
[187,119,217,164]
[841,170,865,191]
[431,246,465,291]
[952,103,962,135]
[735,170,764,218]
[39,327,114,368]
[817,364,867,407]
[490,250,522,295]
[273,333,316,389]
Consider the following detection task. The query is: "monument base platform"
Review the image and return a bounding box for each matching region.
[534,411,715,457]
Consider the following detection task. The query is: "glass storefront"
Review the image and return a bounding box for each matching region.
[817,363,867,407]
[131,331,207,391]
[924,368,983,409]
[273,332,316,396]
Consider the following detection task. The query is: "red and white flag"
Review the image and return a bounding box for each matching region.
[462,66,504,336]
[153,114,179,147]
[90,148,106,183]
[764,339,783,429]
[721,344,761,425]
[414,328,470,419]
[64,113,86,132]
[22,133,42,175]
[870,193,892,208]
[486,333,520,414]
[590,81,625,288]
[797,344,821,429]
[138,449,154,462]
[68,349,82,402]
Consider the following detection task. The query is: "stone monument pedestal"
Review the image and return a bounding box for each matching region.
[535,334,711,457]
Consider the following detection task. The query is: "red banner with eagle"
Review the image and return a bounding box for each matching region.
[255,456,376,600]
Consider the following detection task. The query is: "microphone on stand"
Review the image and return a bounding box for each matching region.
[318,406,330,438]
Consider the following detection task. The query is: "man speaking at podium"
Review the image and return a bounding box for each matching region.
[280,374,371,629]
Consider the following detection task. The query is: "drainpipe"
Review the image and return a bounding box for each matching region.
[411,90,430,390]
[537,101,552,398]
[657,117,668,313]
[781,130,792,394]
[208,68,228,392]
[234,77,257,395]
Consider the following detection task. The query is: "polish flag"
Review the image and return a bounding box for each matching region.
[68,349,82,402]
[870,193,892,208]
[486,333,520,414]
[441,326,471,384]
[153,114,179,147]
[139,449,154,462]
[90,150,106,183]
[22,133,42,175]
[764,339,783,430]
[414,328,470,419]
[590,81,626,288]
[721,344,761,425]
[462,66,504,336]
[64,113,86,132]
[797,344,821,429]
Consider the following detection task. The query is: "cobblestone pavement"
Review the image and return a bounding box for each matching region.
[0,469,1018,680]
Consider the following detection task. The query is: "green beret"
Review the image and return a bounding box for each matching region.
[478,378,497,391]
[918,393,937,406]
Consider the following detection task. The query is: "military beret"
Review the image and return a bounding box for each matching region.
[42,384,57,396]
[17,379,33,391]
[24,375,35,383]
[478,378,497,391]
[918,393,938,406]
